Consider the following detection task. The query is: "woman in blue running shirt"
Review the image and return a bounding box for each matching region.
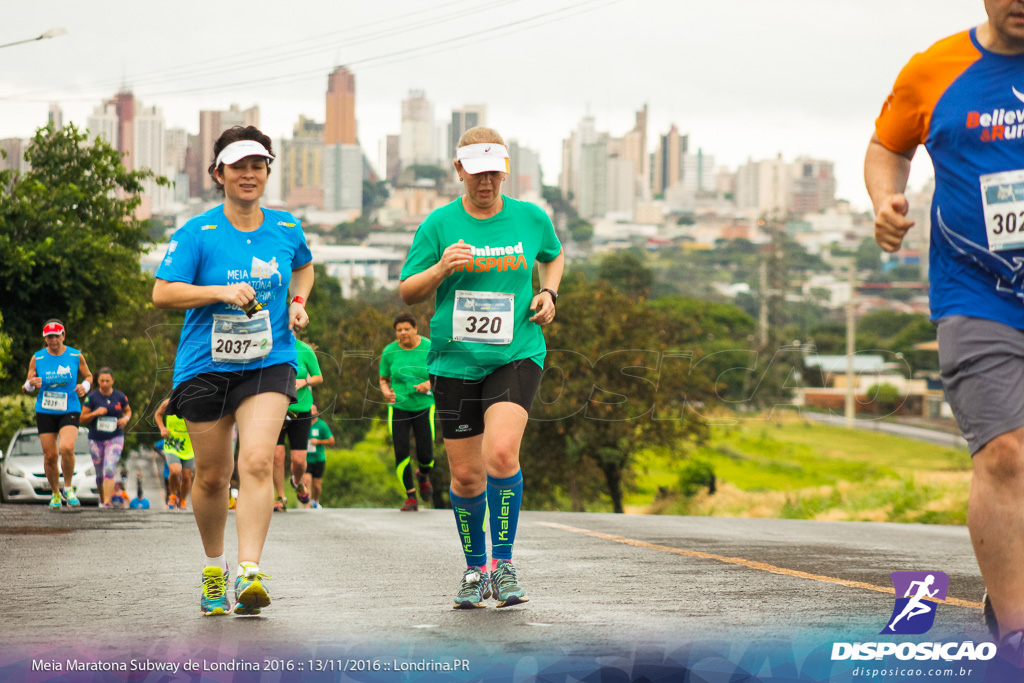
[22,319,93,508]
[153,126,314,617]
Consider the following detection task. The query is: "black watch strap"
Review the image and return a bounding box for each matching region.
[540,288,558,305]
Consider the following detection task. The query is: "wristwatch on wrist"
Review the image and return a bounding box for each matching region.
[540,288,558,305]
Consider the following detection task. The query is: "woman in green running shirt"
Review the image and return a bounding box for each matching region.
[400,127,563,610]
[379,312,436,512]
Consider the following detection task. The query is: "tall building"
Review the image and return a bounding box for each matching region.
[325,66,357,146]
[0,138,29,173]
[48,103,63,129]
[198,104,259,193]
[281,115,325,209]
[789,157,836,215]
[621,105,649,200]
[682,149,716,194]
[577,135,609,220]
[735,154,791,217]
[652,125,686,196]
[385,134,401,185]
[559,133,575,203]
[323,144,363,212]
[185,134,203,198]
[113,91,136,170]
[450,104,487,159]
[86,103,118,148]
[134,104,166,213]
[400,90,436,168]
[165,127,189,174]
[505,140,541,202]
[559,115,598,213]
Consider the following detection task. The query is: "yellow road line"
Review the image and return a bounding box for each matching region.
[537,521,982,610]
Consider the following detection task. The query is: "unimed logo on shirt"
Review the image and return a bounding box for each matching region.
[455,242,527,273]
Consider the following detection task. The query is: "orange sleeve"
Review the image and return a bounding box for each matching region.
[875,31,980,154]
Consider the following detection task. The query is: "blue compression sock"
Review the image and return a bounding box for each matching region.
[487,471,524,561]
[449,489,488,568]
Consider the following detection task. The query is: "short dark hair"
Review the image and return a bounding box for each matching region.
[208,125,274,194]
[393,312,417,329]
[97,367,114,379]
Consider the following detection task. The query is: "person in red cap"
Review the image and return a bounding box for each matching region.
[22,319,93,508]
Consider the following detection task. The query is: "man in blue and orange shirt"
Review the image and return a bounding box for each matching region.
[866,0,1024,652]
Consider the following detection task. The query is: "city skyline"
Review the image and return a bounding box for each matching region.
[0,0,986,210]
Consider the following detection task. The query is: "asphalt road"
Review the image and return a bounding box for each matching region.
[0,495,988,653]
[803,412,969,450]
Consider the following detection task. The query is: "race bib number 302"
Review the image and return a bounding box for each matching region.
[981,169,1024,251]
[452,290,514,344]
[212,310,273,363]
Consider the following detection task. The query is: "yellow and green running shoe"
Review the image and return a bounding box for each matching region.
[233,563,271,615]
[200,566,231,616]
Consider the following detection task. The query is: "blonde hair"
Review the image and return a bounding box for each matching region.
[457,126,505,149]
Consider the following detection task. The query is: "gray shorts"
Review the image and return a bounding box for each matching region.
[938,315,1024,454]
[163,452,196,472]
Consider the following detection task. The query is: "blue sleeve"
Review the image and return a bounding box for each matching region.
[156,226,200,283]
[294,220,313,268]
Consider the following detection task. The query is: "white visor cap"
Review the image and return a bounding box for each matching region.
[456,143,510,174]
[215,140,275,168]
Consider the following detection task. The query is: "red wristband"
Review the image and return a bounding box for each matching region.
[291,295,306,305]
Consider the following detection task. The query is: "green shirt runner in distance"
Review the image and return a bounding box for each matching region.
[290,339,321,412]
[307,419,333,464]
[400,196,561,380]
[379,337,434,412]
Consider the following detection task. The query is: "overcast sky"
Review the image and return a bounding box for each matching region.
[0,1,987,211]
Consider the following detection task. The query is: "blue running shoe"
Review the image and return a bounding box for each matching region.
[491,561,528,608]
[48,492,62,509]
[65,486,80,507]
[453,568,490,610]
[234,563,271,615]
[200,566,231,616]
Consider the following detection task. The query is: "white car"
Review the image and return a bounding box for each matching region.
[0,426,99,504]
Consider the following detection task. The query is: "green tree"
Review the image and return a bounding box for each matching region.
[567,217,594,242]
[362,179,389,213]
[542,185,576,221]
[597,250,654,299]
[855,236,883,272]
[332,216,373,243]
[522,277,712,512]
[0,124,161,387]
[407,165,449,183]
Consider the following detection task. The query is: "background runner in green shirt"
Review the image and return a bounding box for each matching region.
[274,338,322,510]
[399,127,563,610]
[379,312,436,511]
[302,404,334,509]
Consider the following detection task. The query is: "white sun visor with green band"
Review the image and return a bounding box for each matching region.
[215,140,275,168]
[456,143,510,174]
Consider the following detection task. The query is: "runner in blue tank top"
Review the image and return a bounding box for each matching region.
[21,319,93,508]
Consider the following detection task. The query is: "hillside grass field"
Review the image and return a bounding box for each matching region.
[627,412,971,524]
